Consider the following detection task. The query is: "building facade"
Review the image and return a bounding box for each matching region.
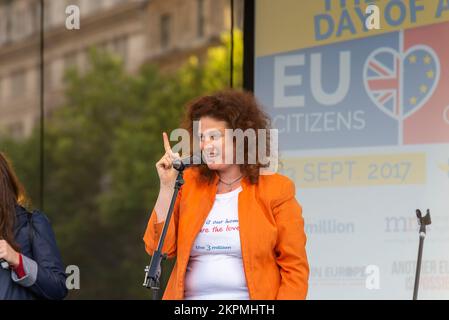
[0,0,242,138]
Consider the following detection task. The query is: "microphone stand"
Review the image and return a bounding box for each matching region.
[413,209,431,300]
[143,168,185,300]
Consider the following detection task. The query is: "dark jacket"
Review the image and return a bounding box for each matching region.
[0,205,68,300]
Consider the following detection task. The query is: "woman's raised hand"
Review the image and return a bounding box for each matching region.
[155,132,180,189]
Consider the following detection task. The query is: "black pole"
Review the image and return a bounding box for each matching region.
[143,170,185,300]
[413,209,431,300]
[39,0,45,210]
[413,236,425,300]
[243,0,254,92]
[230,0,234,88]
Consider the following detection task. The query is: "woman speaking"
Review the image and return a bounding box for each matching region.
[143,90,309,300]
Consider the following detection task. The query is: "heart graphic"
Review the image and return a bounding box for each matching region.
[363,45,440,121]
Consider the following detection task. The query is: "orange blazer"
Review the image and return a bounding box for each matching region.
[143,167,309,300]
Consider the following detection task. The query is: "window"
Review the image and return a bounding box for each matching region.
[97,40,109,53]
[0,1,13,43]
[8,122,24,139]
[112,36,128,64]
[31,2,41,35]
[160,13,171,50]
[66,0,80,8]
[10,70,26,98]
[0,6,8,45]
[44,62,53,90]
[11,8,26,40]
[0,77,3,101]
[88,0,103,13]
[64,51,78,71]
[197,0,205,38]
[43,0,52,30]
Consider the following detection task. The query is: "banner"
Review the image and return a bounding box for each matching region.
[255,0,449,299]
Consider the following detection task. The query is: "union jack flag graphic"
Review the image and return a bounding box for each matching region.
[365,50,401,118]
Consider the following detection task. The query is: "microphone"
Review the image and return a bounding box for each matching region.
[416,209,431,236]
[172,153,203,171]
[0,259,9,269]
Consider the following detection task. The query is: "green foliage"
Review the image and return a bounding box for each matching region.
[0,31,242,299]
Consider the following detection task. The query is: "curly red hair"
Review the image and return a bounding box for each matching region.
[182,90,272,184]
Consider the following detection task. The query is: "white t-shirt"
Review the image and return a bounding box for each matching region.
[184,186,250,300]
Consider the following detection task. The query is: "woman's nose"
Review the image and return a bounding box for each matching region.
[201,139,213,150]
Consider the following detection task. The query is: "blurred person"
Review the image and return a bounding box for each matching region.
[143,90,309,300]
[0,153,67,300]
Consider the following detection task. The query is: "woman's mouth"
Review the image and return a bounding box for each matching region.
[204,151,220,162]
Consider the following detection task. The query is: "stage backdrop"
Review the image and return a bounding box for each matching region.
[254,0,449,299]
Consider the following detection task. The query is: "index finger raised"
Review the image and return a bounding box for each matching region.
[162,132,172,153]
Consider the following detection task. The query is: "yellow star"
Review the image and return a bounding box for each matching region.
[410,97,417,105]
[427,70,434,79]
[409,55,417,64]
[420,85,428,93]
[423,55,432,65]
